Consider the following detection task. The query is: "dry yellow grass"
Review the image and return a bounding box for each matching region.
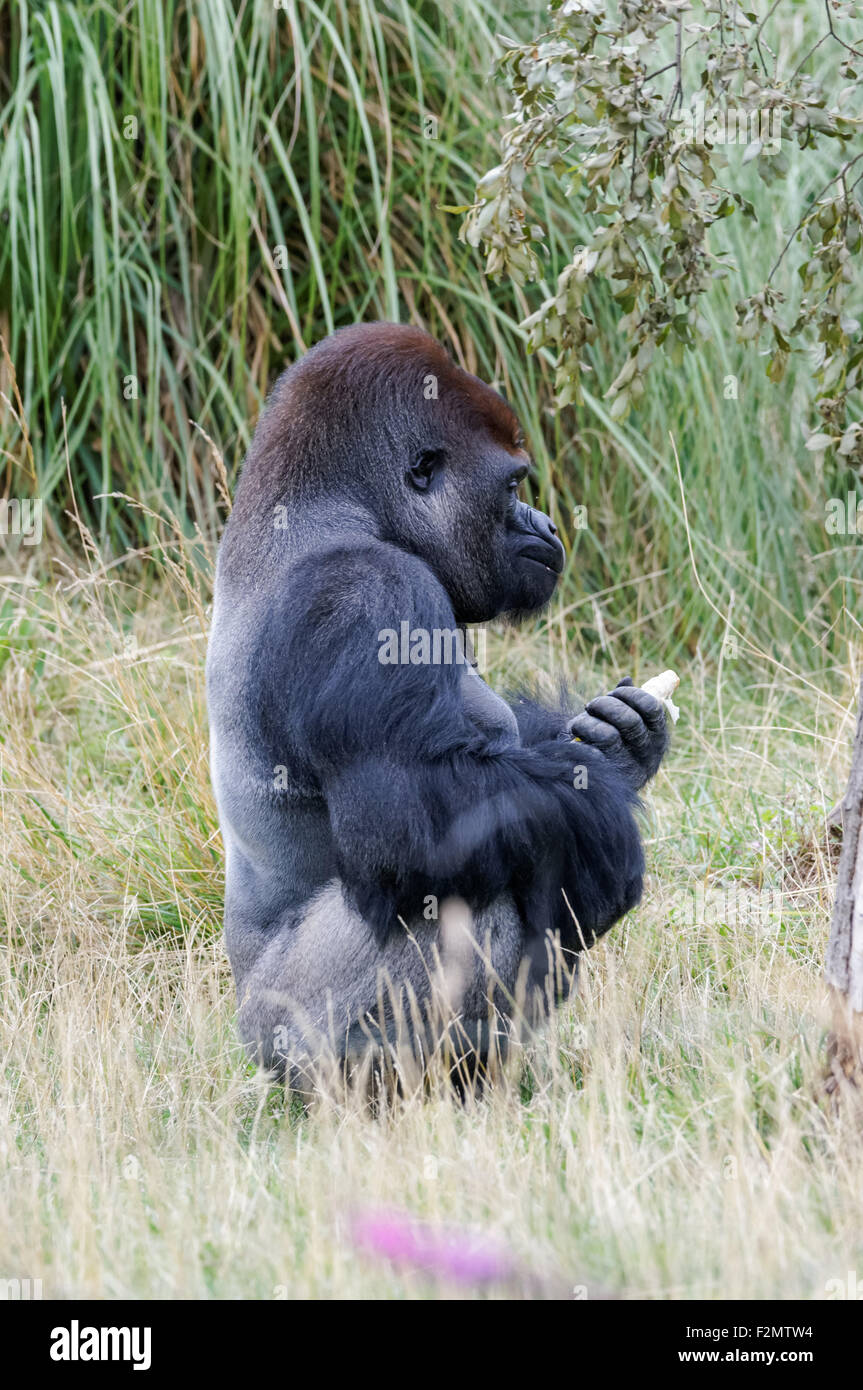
[1,534,861,1300]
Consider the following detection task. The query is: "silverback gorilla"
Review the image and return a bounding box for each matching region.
[207,323,669,1084]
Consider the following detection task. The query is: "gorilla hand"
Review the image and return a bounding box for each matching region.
[568,677,669,790]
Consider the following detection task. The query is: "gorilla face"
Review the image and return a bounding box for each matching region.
[398,396,565,626]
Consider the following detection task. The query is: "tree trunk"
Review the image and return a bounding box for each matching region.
[825,677,863,1092]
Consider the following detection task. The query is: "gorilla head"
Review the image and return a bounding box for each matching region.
[229,322,565,624]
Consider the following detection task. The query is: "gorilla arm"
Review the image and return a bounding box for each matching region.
[271,542,649,953]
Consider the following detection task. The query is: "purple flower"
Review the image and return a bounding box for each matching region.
[351,1209,516,1286]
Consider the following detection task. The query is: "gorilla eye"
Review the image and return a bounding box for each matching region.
[407,448,444,493]
[509,463,529,494]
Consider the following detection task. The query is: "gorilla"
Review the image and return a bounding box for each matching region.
[206,322,668,1085]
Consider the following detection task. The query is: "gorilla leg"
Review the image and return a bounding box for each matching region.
[229,883,572,1088]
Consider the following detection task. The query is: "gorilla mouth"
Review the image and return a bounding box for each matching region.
[521,547,565,576]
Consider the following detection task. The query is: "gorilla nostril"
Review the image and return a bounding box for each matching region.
[548,520,558,536]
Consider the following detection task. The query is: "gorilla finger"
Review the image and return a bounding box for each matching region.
[584,695,648,743]
[568,711,624,752]
[585,700,653,762]
[606,685,667,730]
[614,676,634,688]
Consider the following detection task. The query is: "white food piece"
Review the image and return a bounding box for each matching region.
[640,669,680,724]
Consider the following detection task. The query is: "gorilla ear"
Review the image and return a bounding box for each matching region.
[406,448,444,493]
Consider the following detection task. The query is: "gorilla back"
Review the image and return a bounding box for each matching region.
[206,323,668,1082]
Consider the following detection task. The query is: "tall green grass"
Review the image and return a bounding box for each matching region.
[1,0,860,682]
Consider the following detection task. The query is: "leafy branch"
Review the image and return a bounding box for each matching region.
[461,0,863,462]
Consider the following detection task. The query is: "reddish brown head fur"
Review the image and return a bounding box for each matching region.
[233,322,523,515]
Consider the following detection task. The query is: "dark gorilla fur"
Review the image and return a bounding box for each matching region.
[207,322,669,1083]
